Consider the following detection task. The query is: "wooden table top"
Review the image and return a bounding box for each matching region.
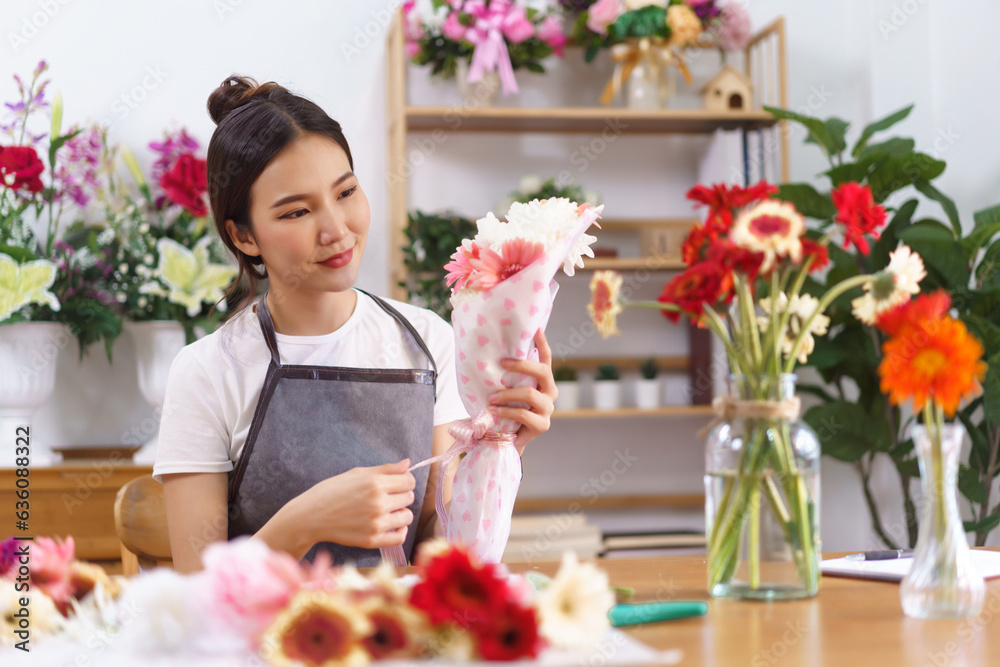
[505,552,1000,666]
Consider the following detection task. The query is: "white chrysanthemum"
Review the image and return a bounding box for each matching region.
[113,569,221,654]
[852,244,926,326]
[409,0,449,32]
[0,583,63,646]
[536,551,615,650]
[758,292,830,364]
[730,200,805,272]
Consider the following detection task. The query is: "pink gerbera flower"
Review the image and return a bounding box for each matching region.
[444,239,484,291]
[469,238,546,291]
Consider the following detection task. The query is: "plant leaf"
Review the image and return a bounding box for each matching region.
[851,105,914,158]
[775,183,836,220]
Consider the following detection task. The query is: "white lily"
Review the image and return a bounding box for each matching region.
[0,254,61,321]
[140,237,237,317]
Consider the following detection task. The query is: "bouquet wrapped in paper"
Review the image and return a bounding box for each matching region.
[392,198,602,565]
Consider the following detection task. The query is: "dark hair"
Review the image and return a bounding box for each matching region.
[206,74,354,321]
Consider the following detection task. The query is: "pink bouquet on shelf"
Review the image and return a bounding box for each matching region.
[427,197,603,563]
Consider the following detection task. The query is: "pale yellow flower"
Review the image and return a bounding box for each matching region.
[536,551,615,650]
[0,254,60,321]
[852,244,926,325]
[588,270,625,338]
[730,201,805,272]
[759,292,829,364]
[667,4,702,47]
[260,590,372,667]
[140,236,237,317]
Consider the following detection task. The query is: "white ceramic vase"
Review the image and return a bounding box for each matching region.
[553,381,580,412]
[593,381,622,411]
[0,322,70,466]
[634,378,661,409]
[124,320,187,465]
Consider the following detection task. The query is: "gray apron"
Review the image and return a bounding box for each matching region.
[227,289,435,566]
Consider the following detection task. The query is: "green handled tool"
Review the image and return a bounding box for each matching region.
[608,600,709,627]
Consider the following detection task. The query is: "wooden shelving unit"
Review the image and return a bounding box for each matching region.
[551,405,714,419]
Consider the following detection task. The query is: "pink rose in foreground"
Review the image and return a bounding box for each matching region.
[201,537,304,645]
[443,12,468,41]
[587,0,624,36]
[502,6,535,43]
[538,15,567,55]
[31,536,75,612]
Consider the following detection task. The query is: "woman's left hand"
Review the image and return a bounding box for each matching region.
[488,328,557,456]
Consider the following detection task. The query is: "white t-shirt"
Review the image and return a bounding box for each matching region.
[151,289,469,483]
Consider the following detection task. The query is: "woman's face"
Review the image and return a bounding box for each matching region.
[230,133,370,295]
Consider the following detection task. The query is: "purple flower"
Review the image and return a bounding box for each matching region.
[0,537,18,578]
[149,128,201,182]
[689,0,721,21]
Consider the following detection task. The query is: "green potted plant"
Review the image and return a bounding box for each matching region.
[399,210,477,320]
[553,364,579,412]
[635,357,660,409]
[593,363,621,410]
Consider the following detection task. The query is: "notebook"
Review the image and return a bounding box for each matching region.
[821,550,1000,582]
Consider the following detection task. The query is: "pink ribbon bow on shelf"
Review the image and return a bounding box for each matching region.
[379,409,516,566]
[463,0,523,96]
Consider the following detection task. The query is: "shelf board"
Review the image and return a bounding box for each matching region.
[514,493,704,512]
[578,257,685,271]
[405,106,779,134]
[552,405,714,419]
[556,356,688,372]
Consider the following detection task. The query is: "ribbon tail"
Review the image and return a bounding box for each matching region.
[496,35,518,95]
[601,56,637,106]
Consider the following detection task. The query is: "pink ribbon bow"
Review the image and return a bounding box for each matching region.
[463,1,520,96]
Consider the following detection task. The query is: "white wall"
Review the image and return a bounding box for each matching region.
[3,0,998,549]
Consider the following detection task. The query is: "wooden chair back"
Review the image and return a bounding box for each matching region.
[114,474,173,574]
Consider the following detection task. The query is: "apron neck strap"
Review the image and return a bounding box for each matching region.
[256,292,282,367]
[356,289,438,376]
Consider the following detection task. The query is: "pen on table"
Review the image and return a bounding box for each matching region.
[607,601,708,627]
[844,549,915,561]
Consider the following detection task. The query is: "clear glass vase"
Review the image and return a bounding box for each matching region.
[625,56,676,109]
[704,374,821,600]
[901,423,985,619]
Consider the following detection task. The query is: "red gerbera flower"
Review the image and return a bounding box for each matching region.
[0,145,45,193]
[875,290,951,337]
[800,237,830,273]
[408,546,508,626]
[832,182,887,256]
[474,601,545,661]
[681,223,715,265]
[687,180,778,213]
[657,261,730,323]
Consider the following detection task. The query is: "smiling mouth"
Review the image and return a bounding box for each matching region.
[317,247,354,267]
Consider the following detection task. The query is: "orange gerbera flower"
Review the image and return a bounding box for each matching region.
[877,308,987,417]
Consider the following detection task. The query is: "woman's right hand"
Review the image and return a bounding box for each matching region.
[292,459,416,550]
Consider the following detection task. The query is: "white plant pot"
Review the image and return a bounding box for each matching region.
[593,381,622,411]
[125,320,187,465]
[635,378,661,409]
[0,322,71,466]
[553,381,580,412]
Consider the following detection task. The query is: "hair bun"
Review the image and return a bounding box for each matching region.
[207,75,283,125]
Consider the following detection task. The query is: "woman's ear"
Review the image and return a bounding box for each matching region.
[226,219,261,257]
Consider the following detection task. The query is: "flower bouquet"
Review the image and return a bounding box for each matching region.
[589,180,927,598]
[7,534,654,665]
[386,198,602,568]
[101,129,237,345]
[0,61,122,360]
[874,291,987,619]
[402,0,567,97]
[562,0,752,105]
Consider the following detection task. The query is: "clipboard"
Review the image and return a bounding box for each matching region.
[821,550,1000,582]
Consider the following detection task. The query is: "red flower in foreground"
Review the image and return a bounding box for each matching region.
[832,182,886,256]
[687,180,778,212]
[474,601,545,661]
[800,237,830,273]
[0,145,45,192]
[657,261,730,323]
[875,290,951,337]
[408,546,508,626]
[160,152,208,216]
